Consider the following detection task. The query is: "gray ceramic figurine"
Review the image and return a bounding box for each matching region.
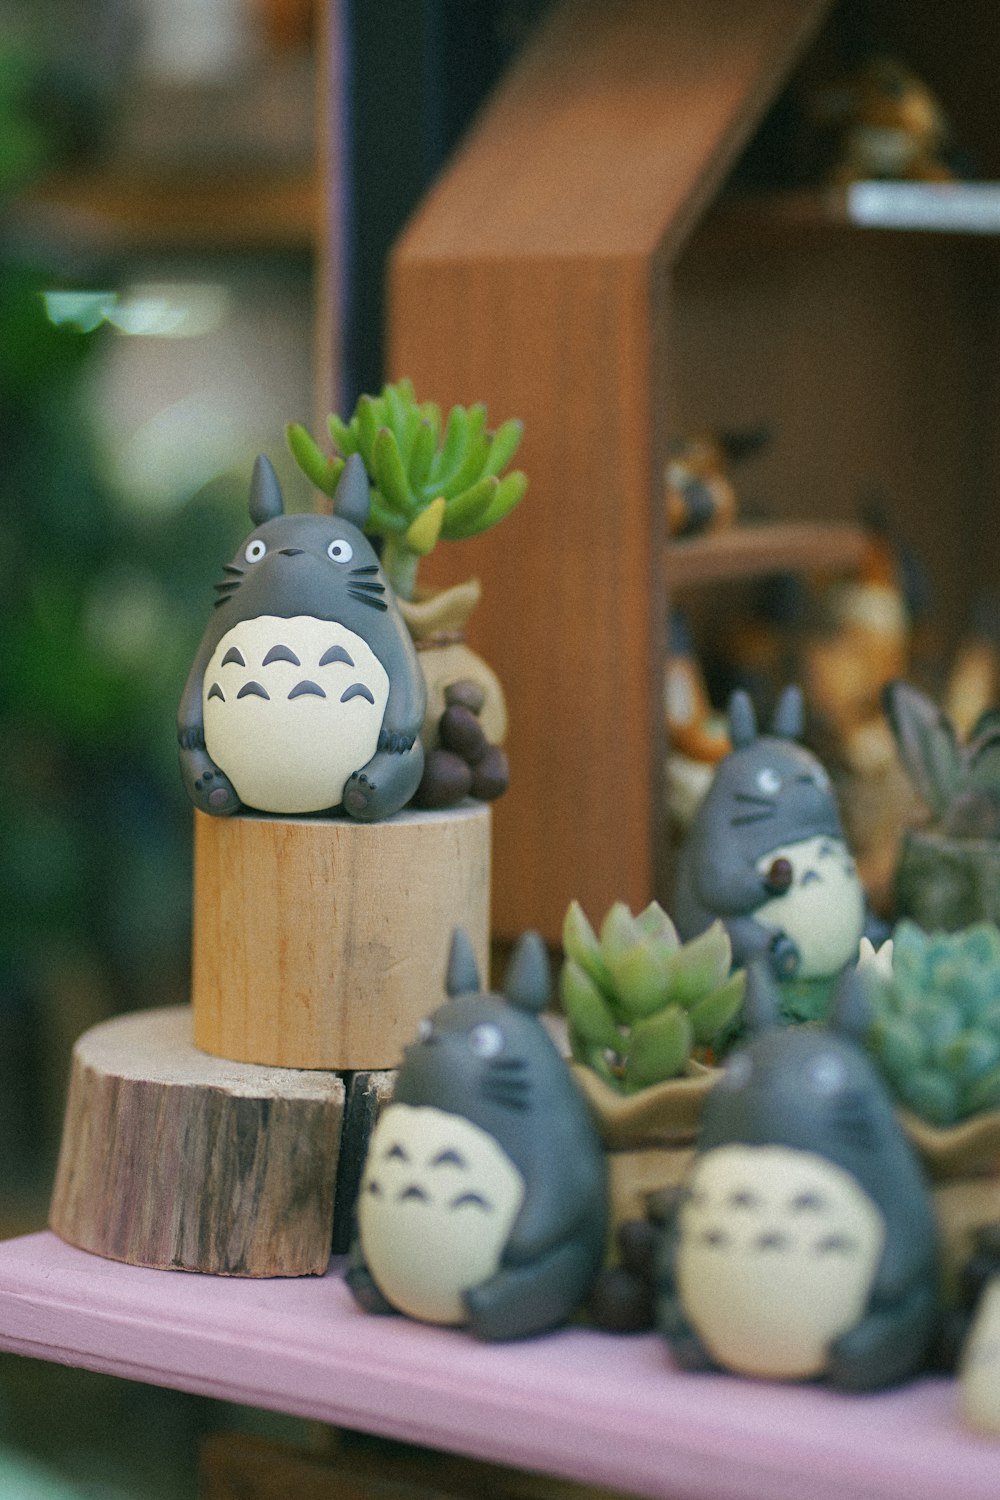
[347,930,608,1341]
[655,965,939,1390]
[177,454,425,820]
[675,686,873,980]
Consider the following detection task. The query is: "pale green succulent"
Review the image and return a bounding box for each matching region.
[286,378,527,600]
[561,900,745,1093]
[866,920,1000,1126]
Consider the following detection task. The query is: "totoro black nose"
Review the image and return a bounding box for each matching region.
[279,548,305,557]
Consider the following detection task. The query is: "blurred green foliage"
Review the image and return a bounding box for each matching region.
[0,40,247,1042]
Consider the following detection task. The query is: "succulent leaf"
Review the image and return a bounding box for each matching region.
[607,941,672,1020]
[665,921,732,1008]
[624,1006,693,1091]
[483,417,524,477]
[440,475,499,540]
[285,422,336,493]
[964,1064,1000,1116]
[561,959,621,1051]
[404,496,446,556]
[326,411,355,456]
[372,427,415,518]
[355,394,379,458]
[634,901,680,945]
[688,970,745,1045]
[460,469,528,537]
[898,1069,960,1127]
[562,900,615,998]
[431,403,469,486]
[941,1029,1000,1083]
[407,418,437,491]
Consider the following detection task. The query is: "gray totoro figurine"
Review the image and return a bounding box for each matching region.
[674,686,871,981]
[177,454,426,821]
[655,965,939,1390]
[347,930,609,1341]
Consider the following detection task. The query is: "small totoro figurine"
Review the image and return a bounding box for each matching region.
[177,453,426,821]
[346,930,608,1341]
[674,685,873,981]
[655,965,939,1390]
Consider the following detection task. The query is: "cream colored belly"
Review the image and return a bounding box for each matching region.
[754,835,865,977]
[677,1145,885,1379]
[203,614,389,813]
[358,1104,525,1326]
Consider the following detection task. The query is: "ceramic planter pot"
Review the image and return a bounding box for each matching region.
[901,1108,1000,1302]
[397,579,507,749]
[895,828,1000,931]
[571,1063,718,1233]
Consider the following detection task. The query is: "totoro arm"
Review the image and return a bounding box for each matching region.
[692,846,777,917]
[177,636,214,751]
[375,624,427,751]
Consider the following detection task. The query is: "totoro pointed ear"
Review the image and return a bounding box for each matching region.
[829,961,875,1042]
[446,928,481,998]
[770,685,805,740]
[333,452,371,530]
[742,959,781,1034]
[728,690,758,749]
[249,455,284,525]
[504,932,551,1014]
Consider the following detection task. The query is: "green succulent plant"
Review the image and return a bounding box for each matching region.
[286,378,527,601]
[865,920,1000,1126]
[560,900,745,1093]
[885,680,1000,839]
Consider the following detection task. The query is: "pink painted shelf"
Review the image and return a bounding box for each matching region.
[0,1231,996,1500]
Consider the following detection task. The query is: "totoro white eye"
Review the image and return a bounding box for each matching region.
[327,538,354,563]
[416,1017,433,1042]
[468,1023,504,1058]
[756,767,781,795]
[722,1053,753,1089]
[809,1053,847,1094]
[245,538,267,563]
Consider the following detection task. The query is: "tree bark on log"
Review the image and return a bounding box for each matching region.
[50,1006,345,1276]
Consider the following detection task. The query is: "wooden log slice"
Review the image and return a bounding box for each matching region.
[191,802,491,1070]
[50,1006,345,1276]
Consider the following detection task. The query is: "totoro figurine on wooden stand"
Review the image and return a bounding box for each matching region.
[177,453,426,822]
[655,966,939,1390]
[347,930,608,1341]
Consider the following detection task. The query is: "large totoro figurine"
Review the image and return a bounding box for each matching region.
[347,930,609,1341]
[177,453,425,821]
[674,685,873,981]
[655,966,939,1390]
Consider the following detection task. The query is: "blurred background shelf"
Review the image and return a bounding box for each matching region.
[15,168,319,254]
[707,182,1000,239]
[668,519,867,589]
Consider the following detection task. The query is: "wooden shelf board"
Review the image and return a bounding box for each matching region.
[0,1231,996,1500]
[16,168,319,254]
[668,520,868,588]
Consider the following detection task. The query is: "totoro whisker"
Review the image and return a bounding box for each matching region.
[730,811,775,826]
[348,589,388,612]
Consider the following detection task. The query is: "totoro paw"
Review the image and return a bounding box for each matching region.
[768,931,800,980]
[343,772,376,819]
[180,748,240,816]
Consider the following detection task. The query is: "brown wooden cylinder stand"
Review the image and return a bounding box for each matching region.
[191,802,491,1070]
[49,1006,345,1276]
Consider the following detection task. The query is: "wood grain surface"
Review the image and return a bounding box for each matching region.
[49,1007,345,1276]
[191,804,491,1070]
[389,0,830,941]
